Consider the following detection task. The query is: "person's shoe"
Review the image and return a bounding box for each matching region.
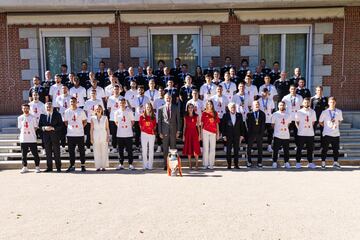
[156,146,162,153]
[267,145,273,153]
[41,149,46,155]
[308,163,316,169]
[272,162,278,169]
[66,166,75,173]
[208,165,214,170]
[56,169,61,173]
[295,163,302,169]
[246,162,252,168]
[321,161,326,169]
[129,164,135,170]
[110,148,118,154]
[85,149,91,155]
[234,165,240,169]
[43,168,53,173]
[116,164,124,170]
[102,168,106,171]
[96,168,101,172]
[227,165,231,169]
[202,166,207,170]
[333,162,341,169]
[20,166,29,174]
[134,148,140,153]
[60,147,66,154]
[81,166,86,172]
[284,162,291,169]
[35,167,41,173]
[257,163,263,169]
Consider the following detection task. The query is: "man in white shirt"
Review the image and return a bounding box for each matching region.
[259,75,278,102]
[115,98,135,170]
[212,70,222,86]
[259,88,275,152]
[86,75,105,101]
[133,85,150,151]
[220,71,237,103]
[55,85,71,116]
[84,89,104,153]
[244,75,259,109]
[18,104,41,173]
[144,79,159,104]
[295,98,317,169]
[69,77,87,108]
[319,97,343,169]
[200,74,216,101]
[211,85,229,139]
[104,74,119,99]
[271,101,292,169]
[49,74,63,107]
[29,92,46,125]
[63,97,87,172]
[107,85,123,153]
[282,85,303,147]
[231,82,249,122]
[125,80,138,110]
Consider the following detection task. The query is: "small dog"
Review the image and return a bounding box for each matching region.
[167,149,182,177]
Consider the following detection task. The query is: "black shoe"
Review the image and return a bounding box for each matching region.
[227,165,231,169]
[66,166,75,172]
[81,166,86,172]
[43,168,53,172]
[56,169,61,173]
[96,168,101,172]
[257,163,263,169]
[234,165,240,169]
[246,162,252,168]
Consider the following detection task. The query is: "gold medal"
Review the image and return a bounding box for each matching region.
[256,120,259,125]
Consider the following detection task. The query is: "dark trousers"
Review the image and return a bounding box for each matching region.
[321,135,340,162]
[109,121,118,149]
[133,121,140,148]
[44,137,61,170]
[273,137,290,163]
[21,142,40,167]
[226,136,240,167]
[60,122,67,148]
[289,121,298,146]
[247,133,263,164]
[265,123,274,145]
[117,137,133,164]
[296,136,314,163]
[85,124,91,149]
[67,136,85,166]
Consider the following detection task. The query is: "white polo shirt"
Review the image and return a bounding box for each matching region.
[154,98,166,121]
[319,108,343,137]
[69,86,87,107]
[259,97,275,124]
[107,95,124,121]
[125,89,138,108]
[282,94,303,121]
[105,84,116,98]
[244,84,259,106]
[231,93,250,121]
[84,99,104,123]
[271,111,292,139]
[115,108,134,138]
[220,81,237,102]
[55,94,72,115]
[49,83,63,106]
[133,95,150,121]
[200,83,216,102]
[259,84,278,101]
[295,108,317,136]
[18,114,38,143]
[145,89,160,103]
[64,108,87,137]
[210,95,229,119]
[29,101,45,123]
[86,86,105,100]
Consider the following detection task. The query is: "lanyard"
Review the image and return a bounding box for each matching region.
[253,111,259,121]
[262,98,268,109]
[329,109,336,121]
[138,96,144,106]
[239,95,245,105]
[224,82,231,92]
[206,84,212,94]
[149,90,155,99]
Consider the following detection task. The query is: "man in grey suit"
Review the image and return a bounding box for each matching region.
[158,93,181,170]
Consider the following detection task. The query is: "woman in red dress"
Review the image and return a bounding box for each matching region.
[182,103,201,170]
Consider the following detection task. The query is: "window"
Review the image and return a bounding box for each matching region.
[149,27,200,74]
[259,25,312,84]
[40,29,92,75]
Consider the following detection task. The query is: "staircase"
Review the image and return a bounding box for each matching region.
[0,120,359,169]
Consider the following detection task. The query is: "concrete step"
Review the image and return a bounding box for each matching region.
[1,127,19,134]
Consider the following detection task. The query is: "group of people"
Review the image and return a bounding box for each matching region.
[18,57,343,173]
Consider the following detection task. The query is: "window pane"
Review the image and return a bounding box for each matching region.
[45,37,66,75]
[152,35,173,69]
[70,37,91,73]
[177,34,199,74]
[260,34,281,67]
[286,34,307,77]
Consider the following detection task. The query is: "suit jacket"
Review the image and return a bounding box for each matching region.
[158,104,180,136]
[39,110,63,142]
[223,112,244,139]
[246,110,266,135]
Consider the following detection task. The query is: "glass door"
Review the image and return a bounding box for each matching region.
[70,37,92,73]
[177,34,200,73]
[286,34,307,76]
[44,37,66,75]
[151,35,174,69]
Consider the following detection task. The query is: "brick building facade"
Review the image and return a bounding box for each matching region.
[0,2,359,114]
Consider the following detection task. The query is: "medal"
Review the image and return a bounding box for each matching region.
[329,109,337,129]
[206,84,212,95]
[186,87,191,99]
[149,90,155,101]
[262,98,268,110]
[138,96,144,107]
[224,82,231,94]
[254,111,259,125]
[239,95,245,106]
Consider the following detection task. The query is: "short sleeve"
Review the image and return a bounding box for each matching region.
[81,110,87,121]
[271,114,275,124]
[338,110,343,122]
[319,111,325,123]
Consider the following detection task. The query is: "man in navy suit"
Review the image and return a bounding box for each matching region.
[223,102,245,169]
[39,102,63,172]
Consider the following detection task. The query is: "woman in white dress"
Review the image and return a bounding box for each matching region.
[90,105,110,171]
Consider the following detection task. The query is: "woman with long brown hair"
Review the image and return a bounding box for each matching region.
[139,102,157,170]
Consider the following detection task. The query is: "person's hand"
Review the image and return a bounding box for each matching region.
[182,136,185,142]
[45,126,52,131]
[106,135,110,143]
[223,136,227,142]
[160,133,164,139]
[176,131,180,138]
[91,138,94,145]
[240,136,244,143]
[216,132,220,140]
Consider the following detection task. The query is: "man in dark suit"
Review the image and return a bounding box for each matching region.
[223,102,245,169]
[158,93,181,170]
[39,102,63,172]
[246,100,266,168]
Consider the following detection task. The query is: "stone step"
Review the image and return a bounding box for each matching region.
[1,127,19,134]
[0,158,359,170]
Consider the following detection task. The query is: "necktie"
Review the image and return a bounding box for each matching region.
[167,105,170,119]
[47,114,51,124]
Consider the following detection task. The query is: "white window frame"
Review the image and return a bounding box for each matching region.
[39,28,92,76]
[259,25,312,87]
[148,26,202,68]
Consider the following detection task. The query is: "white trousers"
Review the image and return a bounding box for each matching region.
[141,132,156,169]
[202,130,216,168]
[93,141,109,169]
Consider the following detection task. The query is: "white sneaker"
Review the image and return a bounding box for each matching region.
[272,162,278,168]
[35,167,41,173]
[267,145,273,153]
[129,164,135,170]
[20,166,29,174]
[60,147,66,154]
[85,149,91,155]
[321,161,326,169]
[203,166,208,170]
[41,149,46,155]
[208,165,214,170]
[110,148,118,154]
[156,146,162,153]
[116,164,124,170]
[284,162,291,169]
[308,163,316,169]
[333,162,341,169]
[295,163,302,169]
[224,146,227,152]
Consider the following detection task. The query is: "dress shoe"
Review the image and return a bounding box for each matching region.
[43,169,53,173]
[81,166,86,172]
[66,166,75,173]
